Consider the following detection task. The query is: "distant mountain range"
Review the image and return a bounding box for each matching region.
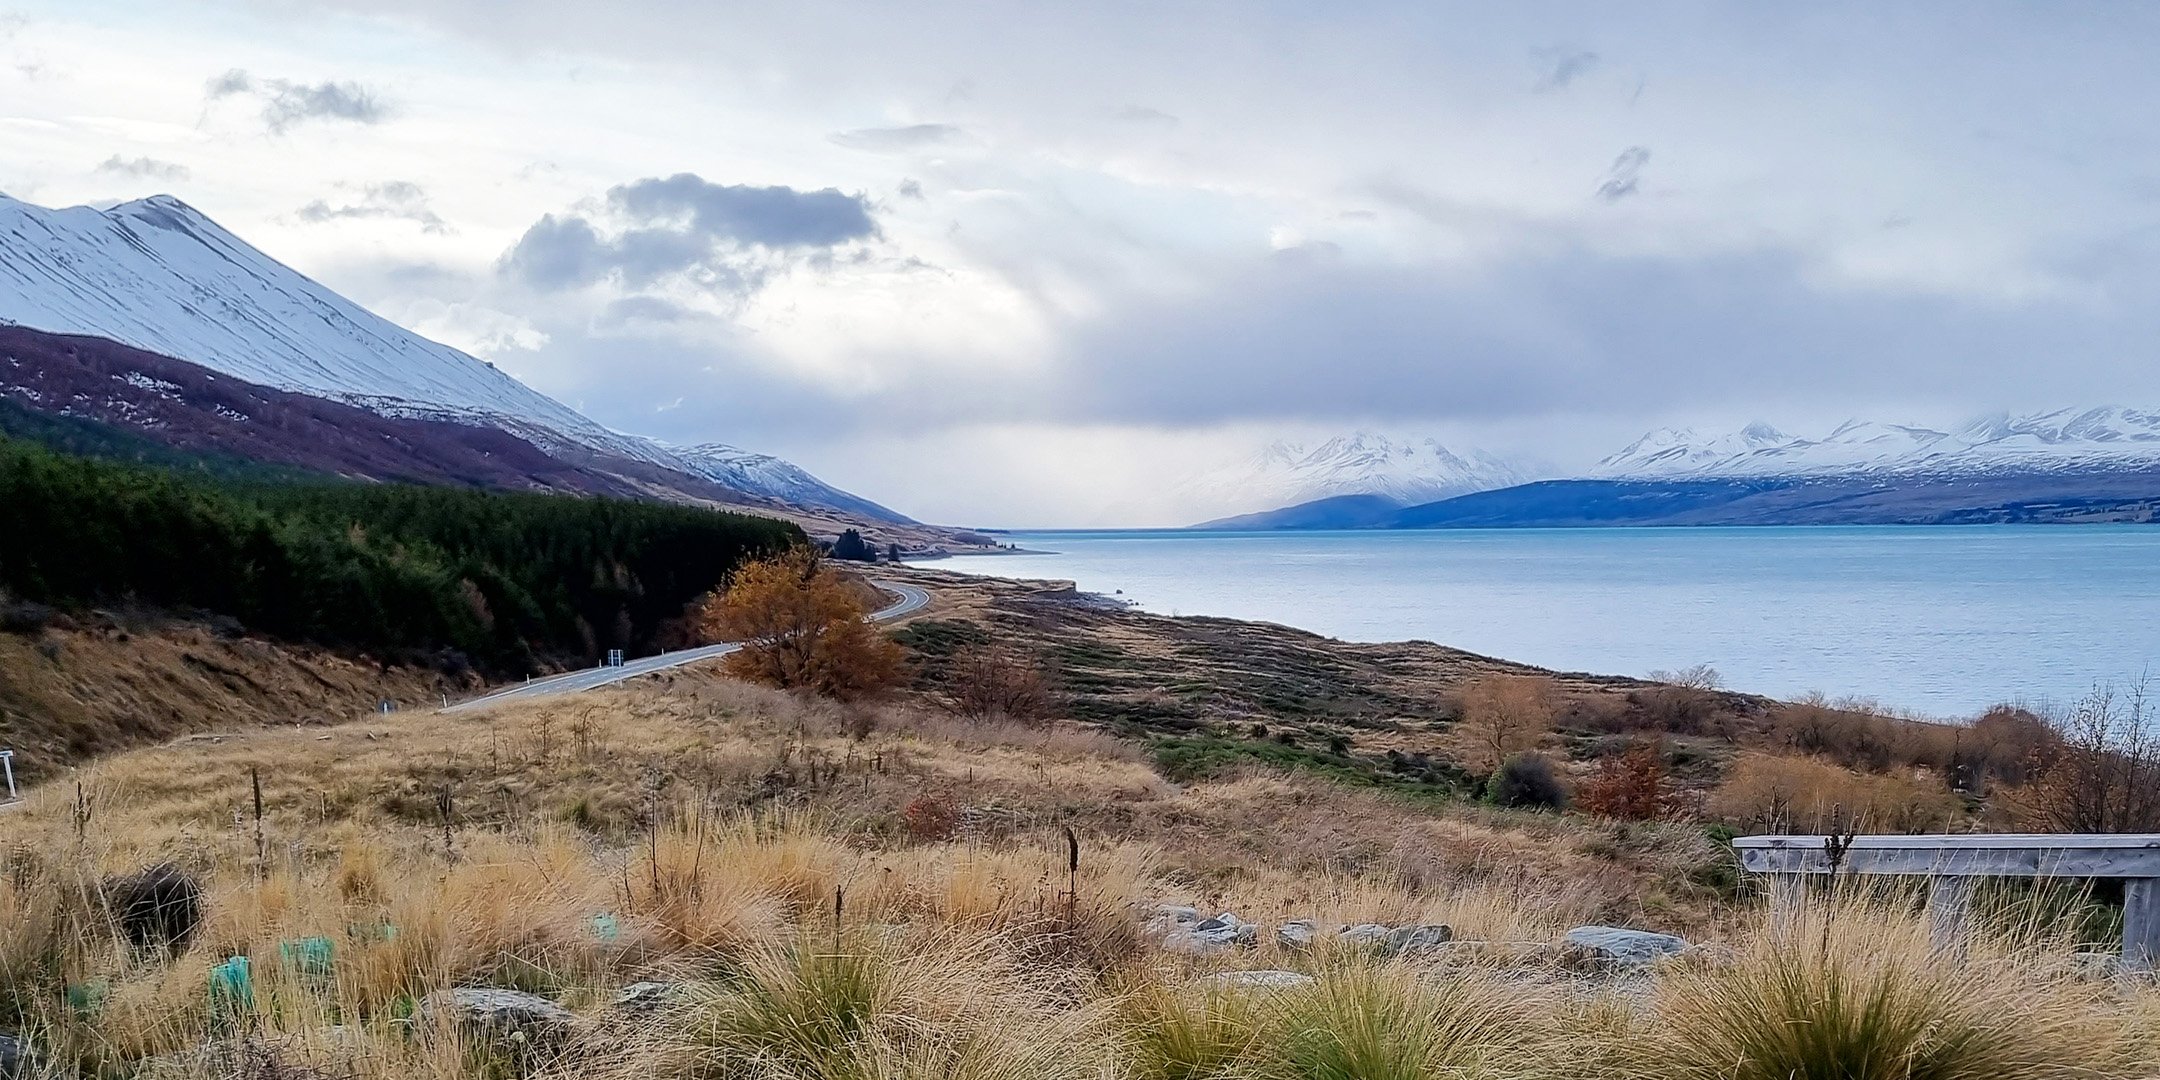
[0,191,908,528]
[1595,410,2160,480]
[1187,433,1542,527]
[1199,413,2160,529]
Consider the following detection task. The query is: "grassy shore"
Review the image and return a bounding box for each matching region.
[3,673,2156,1079]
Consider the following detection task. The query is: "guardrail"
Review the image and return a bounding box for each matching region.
[1735,833,2160,972]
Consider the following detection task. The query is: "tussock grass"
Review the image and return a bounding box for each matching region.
[1637,897,2120,1080]
[4,675,2155,1080]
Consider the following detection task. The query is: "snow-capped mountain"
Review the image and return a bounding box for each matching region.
[1596,409,2160,479]
[670,443,903,522]
[0,191,904,521]
[1187,432,1541,514]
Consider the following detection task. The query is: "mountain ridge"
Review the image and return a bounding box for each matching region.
[0,191,908,523]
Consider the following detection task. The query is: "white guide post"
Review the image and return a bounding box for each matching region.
[1,749,16,801]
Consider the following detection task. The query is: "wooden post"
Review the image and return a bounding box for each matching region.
[2125,878,2159,974]
[1767,873,1805,940]
[1926,875,1973,960]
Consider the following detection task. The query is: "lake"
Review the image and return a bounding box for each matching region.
[919,526,2160,719]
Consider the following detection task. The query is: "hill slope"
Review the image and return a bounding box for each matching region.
[0,191,906,522]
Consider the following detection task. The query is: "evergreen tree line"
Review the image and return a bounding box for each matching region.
[0,435,800,672]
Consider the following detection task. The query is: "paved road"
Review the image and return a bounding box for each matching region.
[442,580,930,714]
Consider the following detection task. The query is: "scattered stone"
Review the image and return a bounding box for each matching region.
[107,863,202,952]
[614,981,674,1011]
[1164,911,1258,954]
[1194,911,1247,933]
[1564,926,1690,969]
[418,988,574,1044]
[1383,924,1454,955]
[1276,920,1317,950]
[1200,970,1316,991]
[1339,923,1392,947]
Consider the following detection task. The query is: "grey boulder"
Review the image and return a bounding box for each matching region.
[419,988,574,1043]
[1338,923,1393,947]
[1383,924,1454,955]
[1276,920,1318,950]
[1564,926,1690,969]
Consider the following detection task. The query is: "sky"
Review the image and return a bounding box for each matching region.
[4,2,2160,525]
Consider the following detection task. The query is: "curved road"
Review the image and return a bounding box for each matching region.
[442,580,930,714]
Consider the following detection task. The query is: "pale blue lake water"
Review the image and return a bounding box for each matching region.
[921,526,2160,719]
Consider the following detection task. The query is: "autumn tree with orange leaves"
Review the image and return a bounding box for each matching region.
[694,548,906,700]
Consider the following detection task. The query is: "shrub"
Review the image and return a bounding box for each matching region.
[1487,754,1567,810]
[1457,674,1557,774]
[2012,682,2160,833]
[945,645,1055,723]
[696,549,907,701]
[1576,741,1679,820]
[1270,967,1528,1079]
[901,793,961,841]
[1708,753,1963,833]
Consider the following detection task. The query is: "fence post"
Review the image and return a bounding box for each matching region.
[1,750,15,801]
[2126,878,2159,974]
[1927,876,1973,960]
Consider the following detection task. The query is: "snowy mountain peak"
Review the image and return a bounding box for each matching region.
[1187,430,1542,517]
[1598,409,2160,480]
[0,191,906,521]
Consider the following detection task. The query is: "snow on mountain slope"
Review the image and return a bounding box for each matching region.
[0,192,904,520]
[1597,409,2160,479]
[670,443,905,523]
[1185,432,1540,514]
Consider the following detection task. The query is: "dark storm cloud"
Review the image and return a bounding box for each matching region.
[296,180,449,233]
[1044,243,2160,433]
[1596,145,1650,201]
[501,174,876,293]
[205,68,390,132]
[827,123,967,152]
[1532,48,1600,91]
[96,155,189,181]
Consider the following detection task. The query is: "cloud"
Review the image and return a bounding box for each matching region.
[95,155,190,182]
[205,68,390,132]
[501,173,877,294]
[1595,145,1650,202]
[295,180,450,232]
[828,123,967,152]
[1532,48,1600,92]
[897,178,924,200]
[1111,104,1179,127]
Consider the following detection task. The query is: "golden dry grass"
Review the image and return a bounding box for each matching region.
[3,672,2153,1080]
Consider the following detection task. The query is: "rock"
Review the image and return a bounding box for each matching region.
[1382,924,1453,955]
[1164,912,1258,955]
[419,988,574,1044]
[1163,930,1231,955]
[1200,970,1316,991]
[614,981,674,1011]
[1339,923,1392,947]
[1194,911,1247,933]
[1276,920,1317,950]
[1564,926,1691,969]
[1,1031,26,1079]
[106,863,202,951]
